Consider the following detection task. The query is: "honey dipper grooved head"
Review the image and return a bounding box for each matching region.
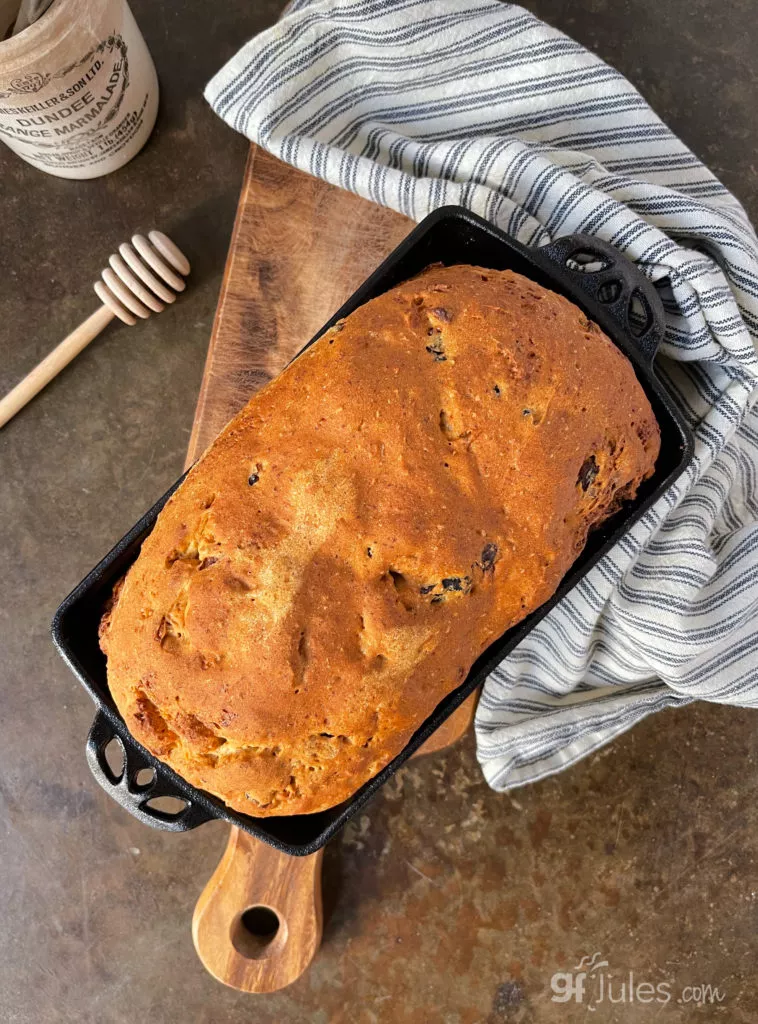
[93,231,191,326]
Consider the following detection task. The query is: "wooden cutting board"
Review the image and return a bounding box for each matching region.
[188,145,478,993]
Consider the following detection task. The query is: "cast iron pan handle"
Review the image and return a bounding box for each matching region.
[86,710,213,832]
[536,234,666,366]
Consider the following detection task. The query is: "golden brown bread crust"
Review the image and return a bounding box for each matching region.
[100,264,660,816]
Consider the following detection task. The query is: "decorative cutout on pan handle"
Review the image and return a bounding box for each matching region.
[536,233,666,366]
[86,710,213,831]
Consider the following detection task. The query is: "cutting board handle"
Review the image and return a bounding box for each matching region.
[192,827,324,993]
[192,690,478,993]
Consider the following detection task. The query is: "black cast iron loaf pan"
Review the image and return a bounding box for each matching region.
[52,207,694,856]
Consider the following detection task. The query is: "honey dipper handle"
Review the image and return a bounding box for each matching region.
[192,828,324,994]
[0,304,114,429]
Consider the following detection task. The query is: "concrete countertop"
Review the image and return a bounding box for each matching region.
[1,1,756,1021]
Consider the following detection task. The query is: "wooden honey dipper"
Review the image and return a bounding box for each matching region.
[0,231,190,429]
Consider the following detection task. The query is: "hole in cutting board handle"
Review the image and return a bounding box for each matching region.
[232,905,287,960]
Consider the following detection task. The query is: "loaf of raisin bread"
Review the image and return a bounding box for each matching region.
[100,264,660,816]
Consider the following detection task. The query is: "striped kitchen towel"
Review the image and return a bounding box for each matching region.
[206,0,758,792]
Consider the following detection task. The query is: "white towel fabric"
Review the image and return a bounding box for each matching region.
[206,0,758,792]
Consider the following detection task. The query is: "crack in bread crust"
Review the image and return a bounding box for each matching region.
[101,265,660,816]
